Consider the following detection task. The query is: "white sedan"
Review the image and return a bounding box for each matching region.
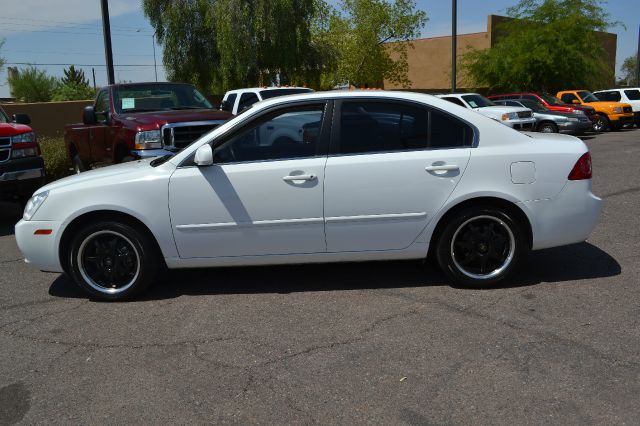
[15,91,602,300]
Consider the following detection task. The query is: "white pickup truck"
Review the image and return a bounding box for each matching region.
[593,88,640,127]
[220,87,314,115]
[437,93,536,131]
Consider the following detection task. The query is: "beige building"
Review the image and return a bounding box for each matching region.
[384,15,617,92]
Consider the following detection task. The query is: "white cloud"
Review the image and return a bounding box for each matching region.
[0,0,141,34]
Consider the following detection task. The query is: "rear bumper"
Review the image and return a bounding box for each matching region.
[15,219,64,272]
[519,180,602,250]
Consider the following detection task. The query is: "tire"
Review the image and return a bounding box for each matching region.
[67,221,159,300]
[537,122,558,133]
[435,206,528,288]
[72,154,86,174]
[593,114,609,132]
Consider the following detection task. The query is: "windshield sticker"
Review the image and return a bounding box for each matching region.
[122,98,135,109]
[467,100,478,108]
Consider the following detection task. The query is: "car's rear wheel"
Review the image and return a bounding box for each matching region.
[436,206,528,287]
[593,114,609,132]
[68,221,158,300]
[537,122,558,133]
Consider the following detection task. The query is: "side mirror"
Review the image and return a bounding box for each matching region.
[571,99,580,105]
[194,144,213,166]
[83,106,97,125]
[219,100,231,111]
[12,113,31,125]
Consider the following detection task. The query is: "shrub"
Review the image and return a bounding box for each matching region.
[8,66,58,103]
[39,137,72,182]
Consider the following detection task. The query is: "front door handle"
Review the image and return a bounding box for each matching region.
[425,164,459,172]
[283,174,317,182]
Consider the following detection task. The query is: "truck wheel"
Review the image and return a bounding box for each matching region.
[593,114,609,132]
[73,154,86,174]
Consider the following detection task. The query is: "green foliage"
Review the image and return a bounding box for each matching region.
[51,83,96,101]
[461,0,618,93]
[7,66,58,102]
[620,53,638,86]
[61,65,89,87]
[318,0,427,88]
[39,137,72,183]
[0,38,5,71]
[143,0,426,92]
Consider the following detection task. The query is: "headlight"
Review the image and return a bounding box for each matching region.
[613,107,622,113]
[501,112,519,121]
[11,132,35,143]
[574,109,585,116]
[23,191,49,221]
[134,130,162,149]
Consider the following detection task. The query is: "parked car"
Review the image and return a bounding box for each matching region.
[593,88,640,127]
[220,87,314,115]
[15,91,602,300]
[64,82,232,173]
[556,90,633,131]
[493,99,592,134]
[436,93,536,130]
[488,92,599,128]
[0,105,45,205]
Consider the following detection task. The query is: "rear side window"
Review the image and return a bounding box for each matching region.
[596,91,621,102]
[441,97,466,107]
[336,101,472,155]
[624,90,640,100]
[238,92,259,111]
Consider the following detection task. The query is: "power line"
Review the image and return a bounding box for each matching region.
[0,27,151,37]
[5,62,156,67]
[3,49,154,57]
[0,16,153,32]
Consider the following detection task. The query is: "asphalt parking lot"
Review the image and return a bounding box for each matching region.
[1,128,639,425]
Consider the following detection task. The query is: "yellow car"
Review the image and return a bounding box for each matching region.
[557,90,633,131]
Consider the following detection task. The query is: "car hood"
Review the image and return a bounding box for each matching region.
[0,123,33,137]
[583,101,630,109]
[37,159,169,194]
[119,109,231,127]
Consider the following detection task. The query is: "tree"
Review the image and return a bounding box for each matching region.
[320,0,427,88]
[0,39,5,72]
[7,66,57,103]
[61,65,89,87]
[52,65,95,101]
[461,0,618,93]
[620,52,638,86]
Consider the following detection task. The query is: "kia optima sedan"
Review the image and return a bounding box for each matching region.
[15,91,602,300]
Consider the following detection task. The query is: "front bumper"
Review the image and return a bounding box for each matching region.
[0,156,46,200]
[520,180,602,250]
[503,118,537,131]
[609,113,634,127]
[15,219,64,273]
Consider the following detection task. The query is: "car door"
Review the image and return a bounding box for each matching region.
[168,101,331,258]
[91,89,111,165]
[323,100,473,252]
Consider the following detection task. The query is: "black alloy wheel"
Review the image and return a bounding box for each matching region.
[68,221,158,300]
[436,206,528,287]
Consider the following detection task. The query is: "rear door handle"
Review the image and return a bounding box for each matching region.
[425,164,459,172]
[283,174,317,182]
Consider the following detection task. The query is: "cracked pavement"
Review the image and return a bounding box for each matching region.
[1,129,639,425]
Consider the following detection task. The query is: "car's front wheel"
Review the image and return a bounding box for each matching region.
[436,206,528,288]
[593,114,609,132]
[537,122,558,133]
[68,221,158,300]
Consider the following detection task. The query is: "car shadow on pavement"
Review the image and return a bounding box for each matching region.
[48,242,621,301]
[0,202,22,237]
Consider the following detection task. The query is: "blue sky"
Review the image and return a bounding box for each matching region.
[0,0,638,97]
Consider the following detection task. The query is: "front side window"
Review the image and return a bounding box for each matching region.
[560,93,579,104]
[0,107,9,123]
[221,93,237,112]
[95,90,110,123]
[238,92,260,111]
[336,101,472,155]
[213,104,326,163]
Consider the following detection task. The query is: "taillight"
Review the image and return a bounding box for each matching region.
[568,152,592,180]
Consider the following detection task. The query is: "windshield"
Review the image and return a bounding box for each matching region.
[625,89,640,100]
[519,99,548,112]
[577,91,600,103]
[540,93,565,106]
[461,94,495,108]
[259,88,314,100]
[113,83,213,114]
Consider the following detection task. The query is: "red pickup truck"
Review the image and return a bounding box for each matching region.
[65,82,232,172]
[1,105,46,205]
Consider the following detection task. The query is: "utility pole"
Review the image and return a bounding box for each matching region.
[152,34,158,82]
[636,24,639,86]
[100,0,115,85]
[451,0,457,93]
[92,68,97,92]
